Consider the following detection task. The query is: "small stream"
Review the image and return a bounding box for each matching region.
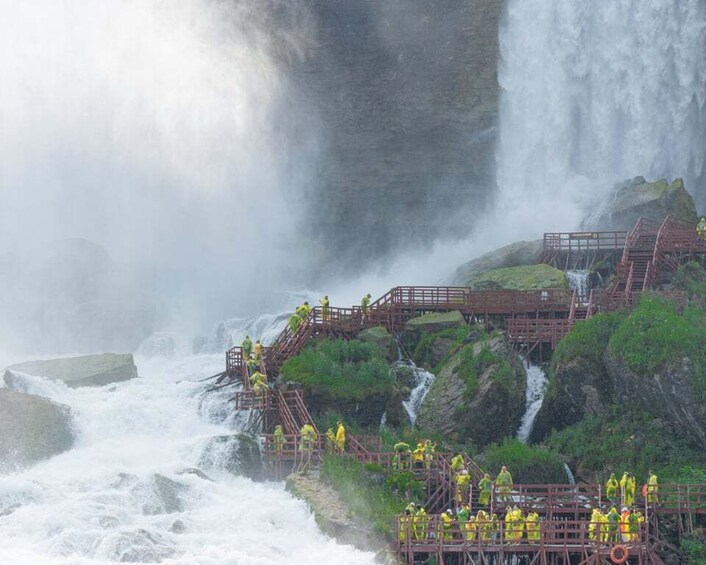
[516,362,547,443]
[401,365,436,427]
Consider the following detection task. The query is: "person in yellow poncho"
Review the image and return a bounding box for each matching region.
[335,421,346,452]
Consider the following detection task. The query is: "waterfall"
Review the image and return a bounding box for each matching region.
[496,1,706,234]
[566,270,590,303]
[564,463,576,485]
[400,363,436,427]
[0,356,376,564]
[517,363,548,443]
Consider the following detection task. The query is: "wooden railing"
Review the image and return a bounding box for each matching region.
[397,517,649,554]
[543,231,627,253]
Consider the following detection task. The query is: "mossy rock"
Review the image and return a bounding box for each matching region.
[468,264,567,291]
[405,310,466,331]
[583,176,698,231]
[452,240,544,286]
[357,327,394,360]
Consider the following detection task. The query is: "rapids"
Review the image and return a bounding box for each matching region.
[0,356,375,565]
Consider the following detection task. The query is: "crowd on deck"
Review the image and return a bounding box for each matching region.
[399,463,660,546]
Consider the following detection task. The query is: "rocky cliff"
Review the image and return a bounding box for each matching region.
[416,330,526,448]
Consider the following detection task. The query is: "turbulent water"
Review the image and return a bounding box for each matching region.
[0,356,375,565]
[497,0,706,236]
[517,363,548,444]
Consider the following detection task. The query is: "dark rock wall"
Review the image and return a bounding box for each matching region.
[293,0,503,269]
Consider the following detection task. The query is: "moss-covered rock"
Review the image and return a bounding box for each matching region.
[416,332,525,448]
[468,264,568,291]
[452,240,544,286]
[404,310,466,332]
[529,313,624,443]
[583,176,698,231]
[357,327,394,360]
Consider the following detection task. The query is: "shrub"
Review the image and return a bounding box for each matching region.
[482,439,566,484]
[281,339,394,401]
[545,405,706,479]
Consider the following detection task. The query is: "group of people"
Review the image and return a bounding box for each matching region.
[325,421,346,454]
[588,506,644,543]
[605,470,659,507]
[392,439,437,471]
[400,502,541,544]
[288,302,313,333]
[242,335,268,397]
[451,461,513,509]
[285,293,375,332]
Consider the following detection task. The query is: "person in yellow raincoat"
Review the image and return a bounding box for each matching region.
[273,424,284,455]
[335,421,346,452]
[478,473,492,507]
[525,512,540,542]
[413,507,428,541]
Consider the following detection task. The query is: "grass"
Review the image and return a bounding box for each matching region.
[481,439,566,484]
[280,339,394,401]
[608,298,706,397]
[320,455,421,539]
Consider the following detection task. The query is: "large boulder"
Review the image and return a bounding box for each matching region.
[197,434,263,481]
[0,389,74,472]
[357,327,394,360]
[583,176,698,231]
[6,353,138,388]
[416,333,526,448]
[529,356,610,444]
[452,240,544,286]
[467,264,567,291]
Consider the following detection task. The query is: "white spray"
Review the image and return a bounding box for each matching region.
[517,362,548,444]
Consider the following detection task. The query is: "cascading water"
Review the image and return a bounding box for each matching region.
[401,365,436,427]
[566,270,591,303]
[517,363,548,444]
[0,356,376,564]
[497,1,706,236]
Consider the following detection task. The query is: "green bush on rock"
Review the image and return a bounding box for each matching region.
[481,439,566,484]
[281,339,394,401]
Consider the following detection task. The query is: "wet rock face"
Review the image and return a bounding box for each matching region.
[416,334,526,448]
[298,0,503,266]
[606,354,706,450]
[198,434,263,481]
[529,357,611,444]
[0,389,74,472]
[583,176,698,231]
[6,353,138,388]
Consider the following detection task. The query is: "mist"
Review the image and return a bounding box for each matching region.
[0,0,320,353]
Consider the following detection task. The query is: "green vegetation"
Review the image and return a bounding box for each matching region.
[546,406,706,480]
[281,339,394,401]
[320,455,420,538]
[469,264,568,291]
[552,312,624,371]
[412,326,468,371]
[608,298,706,396]
[481,439,566,484]
[672,261,706,298]
[681,534,706,564]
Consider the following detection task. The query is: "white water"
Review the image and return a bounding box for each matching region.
[564,463,576,486]
[517,363,548,444]
[567,270,590,303]
[401,364,436,427]
[0,356,375,565]
[497,1,706,236]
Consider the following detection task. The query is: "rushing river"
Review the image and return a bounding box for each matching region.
[0,355,375,565]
